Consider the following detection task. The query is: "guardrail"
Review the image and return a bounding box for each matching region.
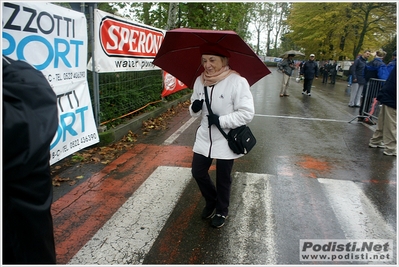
[348,78,386,124]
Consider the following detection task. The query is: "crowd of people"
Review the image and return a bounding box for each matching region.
[278,50,396,157]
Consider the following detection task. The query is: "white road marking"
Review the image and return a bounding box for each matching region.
[68,166,192,265]
[318,178,396,240]
[255,114,349,123]
[163,117,198,145]
[67,167,394,265]
[226,172,277,264]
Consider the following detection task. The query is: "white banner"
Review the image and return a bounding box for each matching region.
[89,9,166,73]
[2,2,99,165]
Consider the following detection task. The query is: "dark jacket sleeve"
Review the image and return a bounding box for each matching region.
[3,56,58,264]
[377,64,397,109]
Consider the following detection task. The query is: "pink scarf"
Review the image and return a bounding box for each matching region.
[201,66,238,86]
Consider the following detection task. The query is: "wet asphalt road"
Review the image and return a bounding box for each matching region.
[140,67,397,264]
[54,67,397,265]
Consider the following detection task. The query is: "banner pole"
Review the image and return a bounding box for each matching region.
[89,4,100,127]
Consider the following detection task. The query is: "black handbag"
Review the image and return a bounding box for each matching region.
[203,86,256,155]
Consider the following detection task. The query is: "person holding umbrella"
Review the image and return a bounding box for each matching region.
[189,43,255,228]
[278,54,296,97]
[153,28,270,228]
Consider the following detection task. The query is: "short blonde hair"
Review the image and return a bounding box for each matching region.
[220,56,229,67]
[376,50,387,58]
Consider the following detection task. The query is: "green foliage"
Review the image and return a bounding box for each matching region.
[111,2,253,42]
[71,154,85,162]
[55,2,396,128]
[285,2,397,60]
[382,35,397,64]
[86,70,163,125]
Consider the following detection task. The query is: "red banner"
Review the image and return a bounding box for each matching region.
[99,17,164,58]
[162,71,188,97]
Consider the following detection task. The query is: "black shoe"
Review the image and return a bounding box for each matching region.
[201,207,215,219]
[211,214,227,228]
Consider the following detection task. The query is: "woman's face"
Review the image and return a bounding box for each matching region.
[202,55,225,74]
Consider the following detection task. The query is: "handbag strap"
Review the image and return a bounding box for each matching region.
[203,86,229,140]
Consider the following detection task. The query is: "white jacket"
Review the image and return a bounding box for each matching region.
[189,73,255,159]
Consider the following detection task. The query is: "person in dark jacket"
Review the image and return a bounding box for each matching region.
[300,54,318,96]
[348,50,370,108]
[3,55,58,263]
[368,64,397,156]
[386,50,396,75]
[329,60,338,84]
[322,61,330,84]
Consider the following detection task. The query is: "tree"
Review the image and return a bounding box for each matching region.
[165,3,179,30]
[349,2,396,58]
[273,3,290,54]
[249,2,270,55]
[111,2,253,42]
[285,2,396,60]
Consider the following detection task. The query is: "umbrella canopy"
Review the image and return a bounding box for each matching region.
[279,50,305,58]
[153,28,271,89]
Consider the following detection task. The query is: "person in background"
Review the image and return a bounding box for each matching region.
[329,60,338,84]
[368,64,396,156]
[189,43,255,228]
[322,61,330,84]
[278,54,296,97]
[348,49,371,108]
[300,53,318,96]
[358,50,389,123]
[3,55,58,263]
[387,50,396,75]
[347,62,354,87]
[363,50,389,82]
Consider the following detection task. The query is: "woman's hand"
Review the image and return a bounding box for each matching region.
[207,114,220,128]
[191,99,204,113]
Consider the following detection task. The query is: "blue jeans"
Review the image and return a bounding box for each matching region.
[348,75,352,85]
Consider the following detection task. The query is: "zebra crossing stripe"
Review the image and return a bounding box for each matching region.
[226,172,277,265]
[66,168,395,265]
[318,178,396,240]
[68,166,192,265]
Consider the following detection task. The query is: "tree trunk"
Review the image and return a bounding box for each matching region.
[166,3,179,30]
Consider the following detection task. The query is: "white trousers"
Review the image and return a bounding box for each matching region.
[280,73,290,95]
[348,83,363,106]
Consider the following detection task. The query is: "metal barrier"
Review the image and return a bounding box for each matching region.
[349,78,386,124]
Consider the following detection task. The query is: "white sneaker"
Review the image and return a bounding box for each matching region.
[369,143,385,148]
[307,93,311,96]
[302,91,306,95]
[383,151,396,156]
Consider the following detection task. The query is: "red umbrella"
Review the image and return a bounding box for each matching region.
[152,28,271,89]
